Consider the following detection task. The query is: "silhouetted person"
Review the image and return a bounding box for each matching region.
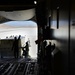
[46,42,51,57]
[45,42,52,74]
[25,41,29,58]
[12,36,20,58]
[51,43,55,51]
[43,40,47,49]
[22,47,26,56]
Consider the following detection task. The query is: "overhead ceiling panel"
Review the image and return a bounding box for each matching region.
[0,8,35,20]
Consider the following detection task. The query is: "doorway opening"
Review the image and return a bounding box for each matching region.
[0,8,38,59]
[0,20,38,59]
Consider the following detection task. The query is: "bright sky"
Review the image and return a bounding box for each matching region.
[3,21,37,27]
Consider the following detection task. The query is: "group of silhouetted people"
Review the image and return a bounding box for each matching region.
[12,35,29,59]
[43,41,55,74]
[35,39,55,75]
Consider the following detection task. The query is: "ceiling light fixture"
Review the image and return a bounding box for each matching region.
[34,1,37,4]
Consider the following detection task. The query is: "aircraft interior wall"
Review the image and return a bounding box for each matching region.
[50,8,69,75]
[70,2,75,75]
